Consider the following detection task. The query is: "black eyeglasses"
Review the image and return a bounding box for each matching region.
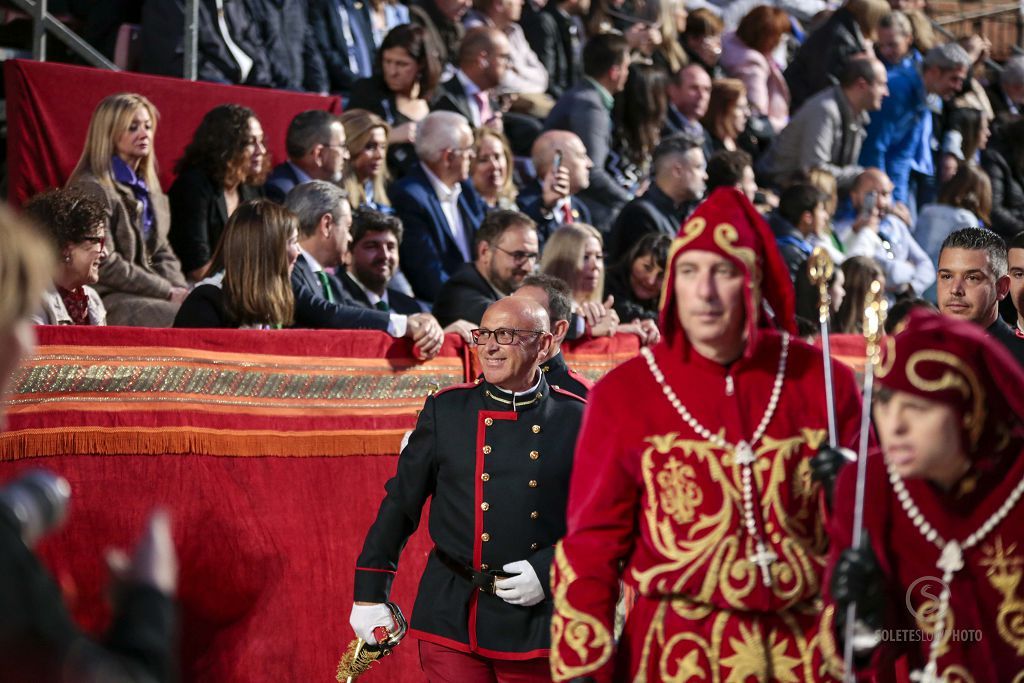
[493,245,539,263]
[471,328,545,345]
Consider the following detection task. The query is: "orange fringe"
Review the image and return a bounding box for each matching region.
[0,426,407,460]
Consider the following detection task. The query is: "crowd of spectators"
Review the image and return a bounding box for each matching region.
[12,0,1024,367]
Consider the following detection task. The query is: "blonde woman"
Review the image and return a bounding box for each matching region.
[340,109,391,211]
[174,200,299,329]
[472,128,518,211]
[541,224,659,344]
[68,92,188,327]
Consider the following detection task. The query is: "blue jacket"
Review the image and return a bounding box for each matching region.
[391,164,486,302]
[859,61,933,203]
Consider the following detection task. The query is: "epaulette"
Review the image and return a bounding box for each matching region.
[567,368,595,389]
[550,385,587,403]
[432,381,480,398]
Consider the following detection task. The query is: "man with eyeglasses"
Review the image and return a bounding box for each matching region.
[350,296,586,681]
[264,111,349,204]
[432,210,539,327]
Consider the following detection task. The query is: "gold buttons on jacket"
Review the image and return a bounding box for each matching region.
[481,533,491,542]
[481,502,490,511]
[528,480,538,488]
[529,450,539,460]
[532,425,541,433]
[530,511,539,519]
[481,473,490,482]
[483,445,492,454]
[530,543,539,551]
[484,417,493,426]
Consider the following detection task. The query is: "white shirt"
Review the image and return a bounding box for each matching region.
[420,162,472,262]
[213,0,253,82]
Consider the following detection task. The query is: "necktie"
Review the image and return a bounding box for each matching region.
[562,202,574,225]
[474,91,493,127]
[316,271,335,303]
[375,300,390,312]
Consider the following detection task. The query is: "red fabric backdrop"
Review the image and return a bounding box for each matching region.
[0,327,868,682]
[4,60,342,206]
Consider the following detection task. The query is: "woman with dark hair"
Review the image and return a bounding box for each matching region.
[610,63,669,196]
[348,23,440,174]
[701,78,758,157]
[834,255,885,333]
[68,92,188,326]
[720,5,791,134]
[785,0,891,110]
[174,200,299,329]
[981,118,1024,239]
[168,104,269,281]
[25,187,110,326]
[604,232,670,324]
[682,8,724,79]
[940,106,990,182]
[793,257,846,338]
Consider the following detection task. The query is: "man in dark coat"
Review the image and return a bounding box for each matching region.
[432,210,539,327]
[284,181,445,358]
[938,227,1024,366]
[607,134,706,263]
[340,209,425,316]
[513,274,592,398]
[349,297,586,679]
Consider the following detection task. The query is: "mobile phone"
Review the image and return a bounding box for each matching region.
[552,150,563,175]
[860,190,877,220]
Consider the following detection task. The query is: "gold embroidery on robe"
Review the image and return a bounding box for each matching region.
[981,536,1024,656]
[550,542,614,681]
[634,429,827,607]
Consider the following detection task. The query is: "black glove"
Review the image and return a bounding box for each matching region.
[831,531,885,661]
[810,446,855,511]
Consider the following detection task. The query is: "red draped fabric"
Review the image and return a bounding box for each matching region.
[0,327,867,682]
[4,60,341,206]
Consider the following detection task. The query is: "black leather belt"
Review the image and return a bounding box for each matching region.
[434,547,501,595]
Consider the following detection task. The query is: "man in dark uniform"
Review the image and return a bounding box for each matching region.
[349,296,586,680]
[514,273,592,398]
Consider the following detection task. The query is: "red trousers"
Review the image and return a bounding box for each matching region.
[417,640,552,683]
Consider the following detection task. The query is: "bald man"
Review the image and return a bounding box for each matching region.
[517,129,594,244]
[349,297,587,681]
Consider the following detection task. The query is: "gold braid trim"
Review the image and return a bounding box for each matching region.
[550,542,615,681]
[906,350,985,448]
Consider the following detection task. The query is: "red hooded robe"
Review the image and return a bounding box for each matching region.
[825,309,1024,682]
[551,188,864,682]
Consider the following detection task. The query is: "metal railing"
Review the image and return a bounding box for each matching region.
[6,0,116,70]
[7,0,202,80]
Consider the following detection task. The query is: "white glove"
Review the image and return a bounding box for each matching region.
[494,560,545,607]
[349,603,396,644]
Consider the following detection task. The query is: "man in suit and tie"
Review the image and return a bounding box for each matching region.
[544,32,632,232]
[607,134,707,263]
[433,26,543,156]
[390,111,486,303]
[340,208,425,315]
[265,111,349,204]
[285,181,445,359]
[517,130,592,245]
